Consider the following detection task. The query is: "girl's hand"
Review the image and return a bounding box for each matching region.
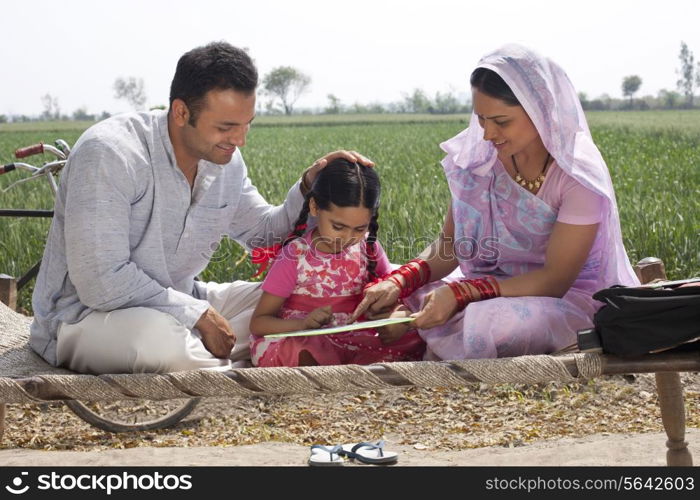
[303,305,333,329]
[350,279,401,322]
[410,284,458,330]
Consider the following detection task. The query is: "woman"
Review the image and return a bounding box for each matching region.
[351,44,639,360]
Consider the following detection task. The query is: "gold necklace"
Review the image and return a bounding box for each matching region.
[512,153,550,192]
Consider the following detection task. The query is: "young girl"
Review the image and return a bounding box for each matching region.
[249,159,425,367]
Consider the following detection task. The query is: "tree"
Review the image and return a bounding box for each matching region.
[578,92,589,109]
[621,75,642,108]
[114,77,147,110]
[676,41,700,108]
[403,88,431,113]
[325,94,342,114]
[264,99,283,115]
[40,93,60,120]
[72,107,94,121]
[262,66,311,115]
[432,91,462,114]
[0,114,7,124]
[658,89,682,109]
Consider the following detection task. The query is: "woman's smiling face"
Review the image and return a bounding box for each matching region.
[472,89,543,161]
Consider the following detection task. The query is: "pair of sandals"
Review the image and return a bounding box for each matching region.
[308,440,398,466]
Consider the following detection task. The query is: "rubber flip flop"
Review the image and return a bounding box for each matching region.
[339,440,398,465]
[308,444,345,466]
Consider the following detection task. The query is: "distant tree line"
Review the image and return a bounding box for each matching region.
[3,41,700,123]
[258,66,470,115]
[578,41,700,112]
[579,88,692,111]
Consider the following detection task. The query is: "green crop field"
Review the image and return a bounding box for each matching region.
[1,111,699,313]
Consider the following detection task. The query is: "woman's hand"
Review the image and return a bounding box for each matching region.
[303,305,333,329]
[302,150,375,193]
[375,305,413,345]
[410,284,459,330]
[350,279,401,322]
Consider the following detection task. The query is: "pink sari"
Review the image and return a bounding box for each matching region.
[404,45,639,360]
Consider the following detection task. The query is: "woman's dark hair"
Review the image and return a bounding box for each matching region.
[285,158,382,280]
[169,41,258,125]
[470,67,520,106]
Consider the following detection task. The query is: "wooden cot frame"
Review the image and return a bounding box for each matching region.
[0,257,697,466]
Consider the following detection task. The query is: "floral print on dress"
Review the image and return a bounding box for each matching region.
[250,230,426,367]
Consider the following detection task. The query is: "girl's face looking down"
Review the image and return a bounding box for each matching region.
[309,199,372,253]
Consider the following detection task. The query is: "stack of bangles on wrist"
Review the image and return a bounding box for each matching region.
[447,276,501,311]
[380,259,431,299]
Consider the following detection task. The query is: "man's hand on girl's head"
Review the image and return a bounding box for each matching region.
[302,150,375,193]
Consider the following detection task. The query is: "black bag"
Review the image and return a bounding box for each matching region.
[579,284,700,356]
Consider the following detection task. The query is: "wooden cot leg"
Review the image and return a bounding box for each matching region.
[0,403,5,442]
[634,258,693,465]
[655,372,692,466]
[0,274,17,311]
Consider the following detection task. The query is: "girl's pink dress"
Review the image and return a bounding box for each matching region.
[250,230,426,367]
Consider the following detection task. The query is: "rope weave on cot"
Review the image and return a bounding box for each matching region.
[106,374,195,400]
[378,361,470,387]
[0,379,40,404]
[167,371,258,398]
[0,355,593,404]
[574,353,603,379]
[453,355,575,384]
[38,375,127,401]
[296,365,393,392]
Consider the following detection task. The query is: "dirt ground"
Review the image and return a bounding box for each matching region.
[1,372,698,466]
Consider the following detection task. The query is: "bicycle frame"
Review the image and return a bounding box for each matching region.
[1,140,69,292]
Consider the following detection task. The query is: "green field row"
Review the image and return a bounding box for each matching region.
[1,112,699,313]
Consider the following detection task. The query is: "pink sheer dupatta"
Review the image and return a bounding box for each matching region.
[441,44,639,289]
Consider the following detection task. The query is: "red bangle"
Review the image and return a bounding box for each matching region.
[397,266,417,291]
[382,260,431,299]
[448,281,476,311]
[486,276,501,297]
[398,266,419,297]
[458,281,475,304]
[470,279,489,300]
[408,258,431,285]
[461,277,500,301]
[448,282,467,310]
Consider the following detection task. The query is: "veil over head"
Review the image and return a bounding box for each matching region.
[441,44,638,287]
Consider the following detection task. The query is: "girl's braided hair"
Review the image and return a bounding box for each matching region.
[284,158,381,279]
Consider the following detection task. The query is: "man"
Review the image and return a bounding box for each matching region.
[29,41,372,374]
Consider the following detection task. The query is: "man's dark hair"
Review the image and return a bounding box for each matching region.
[470,67,520,106]
[169,41,258,125]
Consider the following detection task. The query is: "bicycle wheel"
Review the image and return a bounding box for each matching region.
[64,398,200,433]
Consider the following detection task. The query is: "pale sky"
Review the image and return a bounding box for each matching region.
[2,0,699,116]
